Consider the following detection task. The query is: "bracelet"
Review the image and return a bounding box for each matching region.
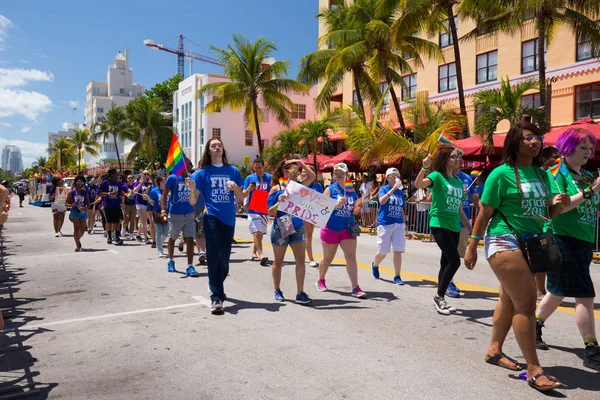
[469,235,481,241]
[161,210,167,214]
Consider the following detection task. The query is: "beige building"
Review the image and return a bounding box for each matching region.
[317,0,600,133]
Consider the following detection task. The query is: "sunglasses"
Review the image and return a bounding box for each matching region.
[522,135,544,143]
[449,154,463,160]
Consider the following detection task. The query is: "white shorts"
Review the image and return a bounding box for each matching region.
[377,223,406,254]
[248,213,268,234]
[51,203,67,213]
[136,204,148,211]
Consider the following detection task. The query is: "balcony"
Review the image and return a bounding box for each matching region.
[476,32,498,54]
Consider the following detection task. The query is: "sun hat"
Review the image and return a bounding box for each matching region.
[333,163,349,173]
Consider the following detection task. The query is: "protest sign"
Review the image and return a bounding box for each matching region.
[278,180,336,228]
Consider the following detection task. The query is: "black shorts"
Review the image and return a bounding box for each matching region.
[104,207,121,224]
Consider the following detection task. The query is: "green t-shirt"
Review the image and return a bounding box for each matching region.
[427,171,463,232]
[482,163,551,237]
[550,167,600,243]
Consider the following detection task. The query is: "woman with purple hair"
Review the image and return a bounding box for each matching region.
[535,128,600,372]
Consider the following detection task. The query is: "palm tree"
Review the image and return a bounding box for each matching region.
[262,129,305,169]
[198,34,308,156]
[66,128,100,174]
[298,0,380,118]
[47,137,74,171]
[473,77,546,151]
[126,96,173,163]
[93,104,129,172]
[32,156,47,168]
[298,119,333,173]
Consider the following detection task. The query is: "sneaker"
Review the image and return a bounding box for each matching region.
[308,261,318,268]
[351,285,367,299]
[295,292,312,305]
[446,282,461,298]
[316,279,328,292]
[259,256,269,266]
[393,275,404,285]
[58,231,64,237]
[210,300,224,315]
[584,342,600,371]
[433,296,451,315]
[135,235,143,242]
[151,241,156,248]
[186,265,200,277]
[107,238,113,245]
[157,251,164,258]
[178,242,184,252]
[55,232,60,237]
[198,252,206,265]
[114,239,123,246]
[145,238,152,245]
[274,289,285,301]
[103,230,108,238]
[167,260,176,273]
[536,320,549,350]
[123,232,129,239]
[444,301,457,312]
[371,262,380,279]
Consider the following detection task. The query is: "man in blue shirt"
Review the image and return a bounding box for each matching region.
[242,158,272,266]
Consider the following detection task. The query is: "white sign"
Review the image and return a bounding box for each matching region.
[278,180,337,228]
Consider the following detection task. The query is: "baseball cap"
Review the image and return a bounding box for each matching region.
[333,163,348,173]
[385,167,400,177]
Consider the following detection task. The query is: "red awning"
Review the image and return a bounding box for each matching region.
[318,130,346,143]
[455,134,507,157]
[543,118,600,145]
[301,153,332,166]
[319,150,361,171]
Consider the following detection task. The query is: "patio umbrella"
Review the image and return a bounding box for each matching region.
[543,118,600,146]
[319,150,361,171]
[455,134,507,159]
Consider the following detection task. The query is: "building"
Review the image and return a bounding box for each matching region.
[84,49,144,166]
[47,123,81,156]
[317,0,600,133]
[172,71,318,166]
[1,145,23,174]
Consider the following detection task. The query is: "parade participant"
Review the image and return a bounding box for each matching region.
[65,175,90,251]
[99,168,124,245]
[317,163,366,298]
[48,176,66,237]
[371,168,406,285]
[465,122,568,392]
[243,158,272,265]
[267,159,315,304]
[415,148,472,315]
[189,138,243,315]
[121,175,137,239]
[16,184,25,207]
[133,170,153,244]
[300,166,323,268]
[148,174,168,258]
[86,179,98,234]
[535,128,600,371]
[161,162,199,277]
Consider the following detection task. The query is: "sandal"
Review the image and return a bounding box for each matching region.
[260,257,269,266]
[251,256,260,261]
[528,372,562,392]
[485,353,522,371]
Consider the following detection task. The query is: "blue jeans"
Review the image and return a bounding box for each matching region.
[204,214,235,302]
[154,222,169,251]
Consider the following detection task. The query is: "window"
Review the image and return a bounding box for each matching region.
[402,74,417,100]
[96,107,104,113]
[378,82,390,109]
[92,87,100,95]
[188,102,192,118]
[476,51,498,84]
[212,128,221,139]
[262,110,269,122]
[577,23,600,62]
[199,128,204,145]
[521,93,542,123]
[292,104,306,119]
[575,83,600,120]
[438,63,457,93]
[119,88,125,95]
[439,17,458,48]
[245,130,253,146]
[200,96,205,112]
[522,38,546,73]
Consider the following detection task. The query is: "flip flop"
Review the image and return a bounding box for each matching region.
[528,372,562,392]
[485,353,522,371]
[251,256,260,261]
[260,257,269,266]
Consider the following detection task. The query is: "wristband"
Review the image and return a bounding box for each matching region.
[161,210,167,214]
[469,235,481,241]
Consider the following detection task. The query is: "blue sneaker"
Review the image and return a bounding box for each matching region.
[186,265,200,277]
[371,262,380,279]
[295,292,312,305]
[167,260,176,273]
[393,275,404,285]
[446,282,461,298]
[274,289,285,301]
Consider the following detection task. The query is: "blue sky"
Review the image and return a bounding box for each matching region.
[0,0,319,167]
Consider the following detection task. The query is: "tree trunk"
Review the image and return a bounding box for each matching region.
[77,146,81,174]
[537,11,548,132]
[313,145,318,175]
[388,84,406,132]
[252,101,264,156]
[446,2,467,133]
[351,68,367,120]
[113,134,122,172]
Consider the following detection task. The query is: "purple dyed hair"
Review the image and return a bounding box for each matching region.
[556,128,597,157]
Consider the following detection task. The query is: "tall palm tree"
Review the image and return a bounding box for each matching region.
[473,77,546,151]
[198,34,308,156]
[298,0,380,118]
[32,156,47,169]
[47,137,74,171]
[262,129,305,169]
[298,119,333,173]
[66,128,100,174]
[93,104,129,172]
[126,96,173,163]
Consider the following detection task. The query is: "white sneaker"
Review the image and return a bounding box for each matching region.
[158,251,164,258]
[54,232,60,237]
[308,261,318,268]
[58,231,64,237]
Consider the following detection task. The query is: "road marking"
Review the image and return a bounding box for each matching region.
[236,237,600,320]
[108,249,120,254]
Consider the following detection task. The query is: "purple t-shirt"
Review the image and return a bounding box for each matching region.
[133,181,152,206]
[70,189,89,208]
[122,183,135,205]
[99,180,122,209]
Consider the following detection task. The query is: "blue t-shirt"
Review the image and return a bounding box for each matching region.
[148,187,168,213]
[243,172,272,215]
[475,182,485,197]
[193,165,244,226]
[378,185,405,225]
[99,180,122,209]
[308,181,324,194]
[326,182,358,231]
[165,174,194,215]
[456,171,476,225]
[268,189,304,229]
[195,187,206,215]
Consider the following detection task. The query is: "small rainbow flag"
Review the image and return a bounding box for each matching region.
[196,206,207,222]
[345,180,353,191]
[470,170,482,179]
[165,134,186,176]
[279,177,289,188]
[548,158,564,180]
[438,131,456,147]
[125,189,133,198]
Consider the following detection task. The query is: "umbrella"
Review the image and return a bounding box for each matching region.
[319,150,361,171]
[543,118,600,146]
[301,153,332,166]
[455,134,507,159]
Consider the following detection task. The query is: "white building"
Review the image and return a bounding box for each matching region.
[47,123,81,155]
[1,145,23,174]
[84,49,144,166]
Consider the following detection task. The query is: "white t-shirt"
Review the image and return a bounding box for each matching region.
[359,182,372,199]
[414,188,431,212]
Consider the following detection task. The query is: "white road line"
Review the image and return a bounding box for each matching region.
[108,249,120,254]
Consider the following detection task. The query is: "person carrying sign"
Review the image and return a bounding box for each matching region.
[243,158,272,266]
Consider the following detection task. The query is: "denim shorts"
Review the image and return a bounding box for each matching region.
[69,208,88,221]
[271,224,305,247]
[484,234,521,259]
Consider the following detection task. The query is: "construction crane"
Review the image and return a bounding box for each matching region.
[144,34,222,78]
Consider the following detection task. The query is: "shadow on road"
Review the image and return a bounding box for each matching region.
[225,297,286,314]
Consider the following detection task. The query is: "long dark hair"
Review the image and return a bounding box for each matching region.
[200,138,229,168]
[502,122,544,167]
[71,175,85,190]
[432,147,454,176]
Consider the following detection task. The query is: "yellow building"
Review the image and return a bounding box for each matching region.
[317,0,600,134]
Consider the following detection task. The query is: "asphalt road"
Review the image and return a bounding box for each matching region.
[1,198,599,399]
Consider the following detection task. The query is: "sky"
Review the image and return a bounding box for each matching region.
[0,0,319,168]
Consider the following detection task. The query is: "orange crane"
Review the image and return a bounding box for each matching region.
[144,34,222,78]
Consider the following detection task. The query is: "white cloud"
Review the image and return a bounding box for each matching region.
[0,88,52,120]
[0,122,10,127]
[20,126,31,133]
[0,16,14,51]
[68,100,81,109]
[0,136,47,168]
[0,68,54,88]
[20,60,30,64]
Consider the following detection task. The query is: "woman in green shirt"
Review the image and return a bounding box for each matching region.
[535,128,600,372]
[464,122,569,393]
[415,146,472,315]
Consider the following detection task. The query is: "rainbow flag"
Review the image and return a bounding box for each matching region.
[345,180,354,191]
[196,206,207,222]
[470,170,482,179]
[125,189,133,198]
[438,131,456,146]
[548,158,564,180]
[279,177,289,188]
[165,134,186,176]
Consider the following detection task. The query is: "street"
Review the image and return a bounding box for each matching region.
[1,198,599,400]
